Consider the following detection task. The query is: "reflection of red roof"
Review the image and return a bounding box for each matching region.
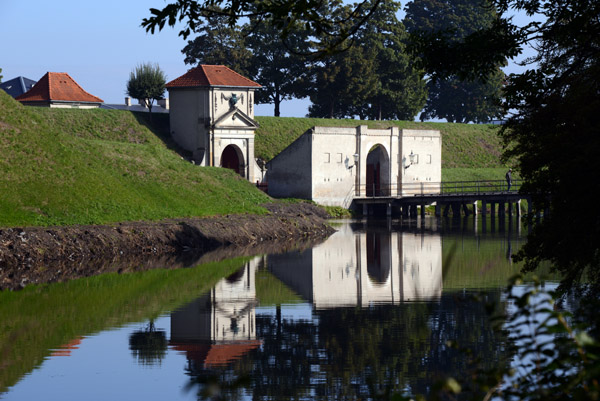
[15,72,103,103]
[51,337,83,357]
[166,65,261,89]
[170,340,262,368]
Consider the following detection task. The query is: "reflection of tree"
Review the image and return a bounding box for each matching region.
[128,320,167,366]
[182,292,509,400]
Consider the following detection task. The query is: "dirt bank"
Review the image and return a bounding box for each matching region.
[0,203,335,290]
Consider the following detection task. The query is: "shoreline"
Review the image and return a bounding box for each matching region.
[0,203,335,290]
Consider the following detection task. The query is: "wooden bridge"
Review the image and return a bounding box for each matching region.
[353,179,531,218]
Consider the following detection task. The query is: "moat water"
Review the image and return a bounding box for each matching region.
[0,216,548,400]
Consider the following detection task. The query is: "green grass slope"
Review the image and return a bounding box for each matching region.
[0,91,270,227]
[255,116,504,168]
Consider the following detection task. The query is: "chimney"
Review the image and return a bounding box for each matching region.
[158,98,169,110]
[125,97,131,107]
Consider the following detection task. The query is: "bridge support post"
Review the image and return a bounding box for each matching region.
[402,205,409,218]
[482,200,487,216]
[386,203,392,217]
[473,201,478,215]
[420,204,426,219]
[443,204,450,217]
[499,202,505,218]
[516,200,521,217]
[363,203,368,216]
[410,205,418,217]
[462,203,471,216]
[435,203,441,217]
[508,202,513,218]
[451,203,461,217]
[490,202,496,219]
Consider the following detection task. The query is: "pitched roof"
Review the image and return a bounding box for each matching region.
[0,76,37,98]
[166,65,261,89]
[15,72,103,103]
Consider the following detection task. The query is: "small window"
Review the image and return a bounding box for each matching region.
[414,154,419,164]
[337,153,343,163]
[426,154,432,164]
[324,153,330,163]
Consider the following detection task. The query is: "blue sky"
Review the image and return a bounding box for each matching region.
[0,0,309,116]
[1,1,535,119]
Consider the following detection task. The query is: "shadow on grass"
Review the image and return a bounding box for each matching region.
[131,111,193,161]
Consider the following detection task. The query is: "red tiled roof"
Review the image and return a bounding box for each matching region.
[166,65,261,89]
[15,72,103,103]
[170,340,262,367]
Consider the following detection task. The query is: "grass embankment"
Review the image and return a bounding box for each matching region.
[0,91,270,227]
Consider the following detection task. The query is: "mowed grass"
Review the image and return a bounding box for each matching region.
[255,116,505,168]
[0,91,270,227]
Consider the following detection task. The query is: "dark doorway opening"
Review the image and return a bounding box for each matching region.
[221,145,244,177]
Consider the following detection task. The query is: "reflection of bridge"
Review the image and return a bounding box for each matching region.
[354,179,531,218]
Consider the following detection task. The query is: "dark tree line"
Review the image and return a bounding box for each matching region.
[174,0,504,122]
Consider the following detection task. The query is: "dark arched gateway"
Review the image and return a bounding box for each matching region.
[366,145,390,196]
[220,145,244,177]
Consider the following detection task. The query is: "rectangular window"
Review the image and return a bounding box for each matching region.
[426,154,432,164]
[324,153,330,163]
[337,153,343,163]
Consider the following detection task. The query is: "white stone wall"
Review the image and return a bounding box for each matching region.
[168,88,210,164]
[400,130,442,196]
[210,88,254,123]
[267,125,441,206]
[311,127,358,207]
[49,102,100,109]
[267,133,313,199]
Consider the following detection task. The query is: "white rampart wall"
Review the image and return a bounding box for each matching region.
[267,125,441,206]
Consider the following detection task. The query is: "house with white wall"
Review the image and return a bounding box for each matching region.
[166,65,261,182]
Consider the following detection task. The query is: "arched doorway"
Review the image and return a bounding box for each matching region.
[366,145,390,196]
[220,145,244,177]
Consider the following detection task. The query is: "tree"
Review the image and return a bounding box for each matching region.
[308,0,426,120]
[0,67,3,83]
[308,45,379,119]
[181,13,252,76]
[409,0,600,291]
[244,17,311,117]
[404,0,505,123]
[141,0,384,55]
[359,0,427,120]
[126,63,167,114]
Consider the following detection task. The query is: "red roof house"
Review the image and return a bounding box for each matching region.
[16,72,103,108]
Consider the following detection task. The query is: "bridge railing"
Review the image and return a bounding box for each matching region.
[356,179,521,198]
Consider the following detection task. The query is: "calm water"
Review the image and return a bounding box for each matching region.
[0,216,541,400]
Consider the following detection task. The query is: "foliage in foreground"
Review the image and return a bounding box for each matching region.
[410,0,600,292]
[386,277,600,401]
[0,91,270,227]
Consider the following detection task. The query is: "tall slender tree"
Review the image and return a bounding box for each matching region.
[308,0,426,120]
[404,0,505,123]
[359,0,427,120]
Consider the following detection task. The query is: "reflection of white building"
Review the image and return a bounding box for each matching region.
[268,225,442,308]
[169,257,262,368]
